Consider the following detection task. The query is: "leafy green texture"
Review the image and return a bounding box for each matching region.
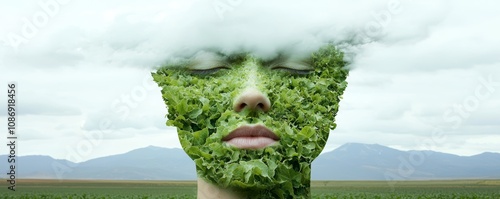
[152,44,349,198]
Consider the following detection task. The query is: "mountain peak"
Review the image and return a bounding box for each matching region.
[336,143,392,152]
[144,145,165,150]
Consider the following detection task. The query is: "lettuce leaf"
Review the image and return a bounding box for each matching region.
[152,44,349,198]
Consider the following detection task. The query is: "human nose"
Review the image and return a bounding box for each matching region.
[233,89,271,112]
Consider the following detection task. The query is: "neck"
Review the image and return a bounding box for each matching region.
[197,178,311,199]
[197,178,243,199]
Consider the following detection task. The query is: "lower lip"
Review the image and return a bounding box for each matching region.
[225,137,278,149]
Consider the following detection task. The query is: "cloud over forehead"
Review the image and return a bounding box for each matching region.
[1,0,452,69]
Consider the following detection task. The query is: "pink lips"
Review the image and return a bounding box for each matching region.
[222,125,279,149]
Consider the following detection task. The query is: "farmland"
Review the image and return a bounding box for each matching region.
[1,179,499,198]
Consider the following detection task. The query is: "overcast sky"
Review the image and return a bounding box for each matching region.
[1,0,499,162]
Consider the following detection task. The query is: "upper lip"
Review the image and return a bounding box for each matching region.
[222,125,279,141]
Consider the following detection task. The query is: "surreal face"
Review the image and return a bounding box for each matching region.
[153,45,348,197]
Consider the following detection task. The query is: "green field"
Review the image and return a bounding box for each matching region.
[1,179,499,198]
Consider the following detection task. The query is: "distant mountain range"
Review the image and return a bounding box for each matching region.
[2,143,500,180]
[312,143,500,180]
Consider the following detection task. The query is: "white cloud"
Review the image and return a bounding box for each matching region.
[2,0,452,69]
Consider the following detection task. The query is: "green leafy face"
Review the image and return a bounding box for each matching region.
[152,45,348,196]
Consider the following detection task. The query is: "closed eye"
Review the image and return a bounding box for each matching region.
[188,66,229,75]
[272,66,314,75]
